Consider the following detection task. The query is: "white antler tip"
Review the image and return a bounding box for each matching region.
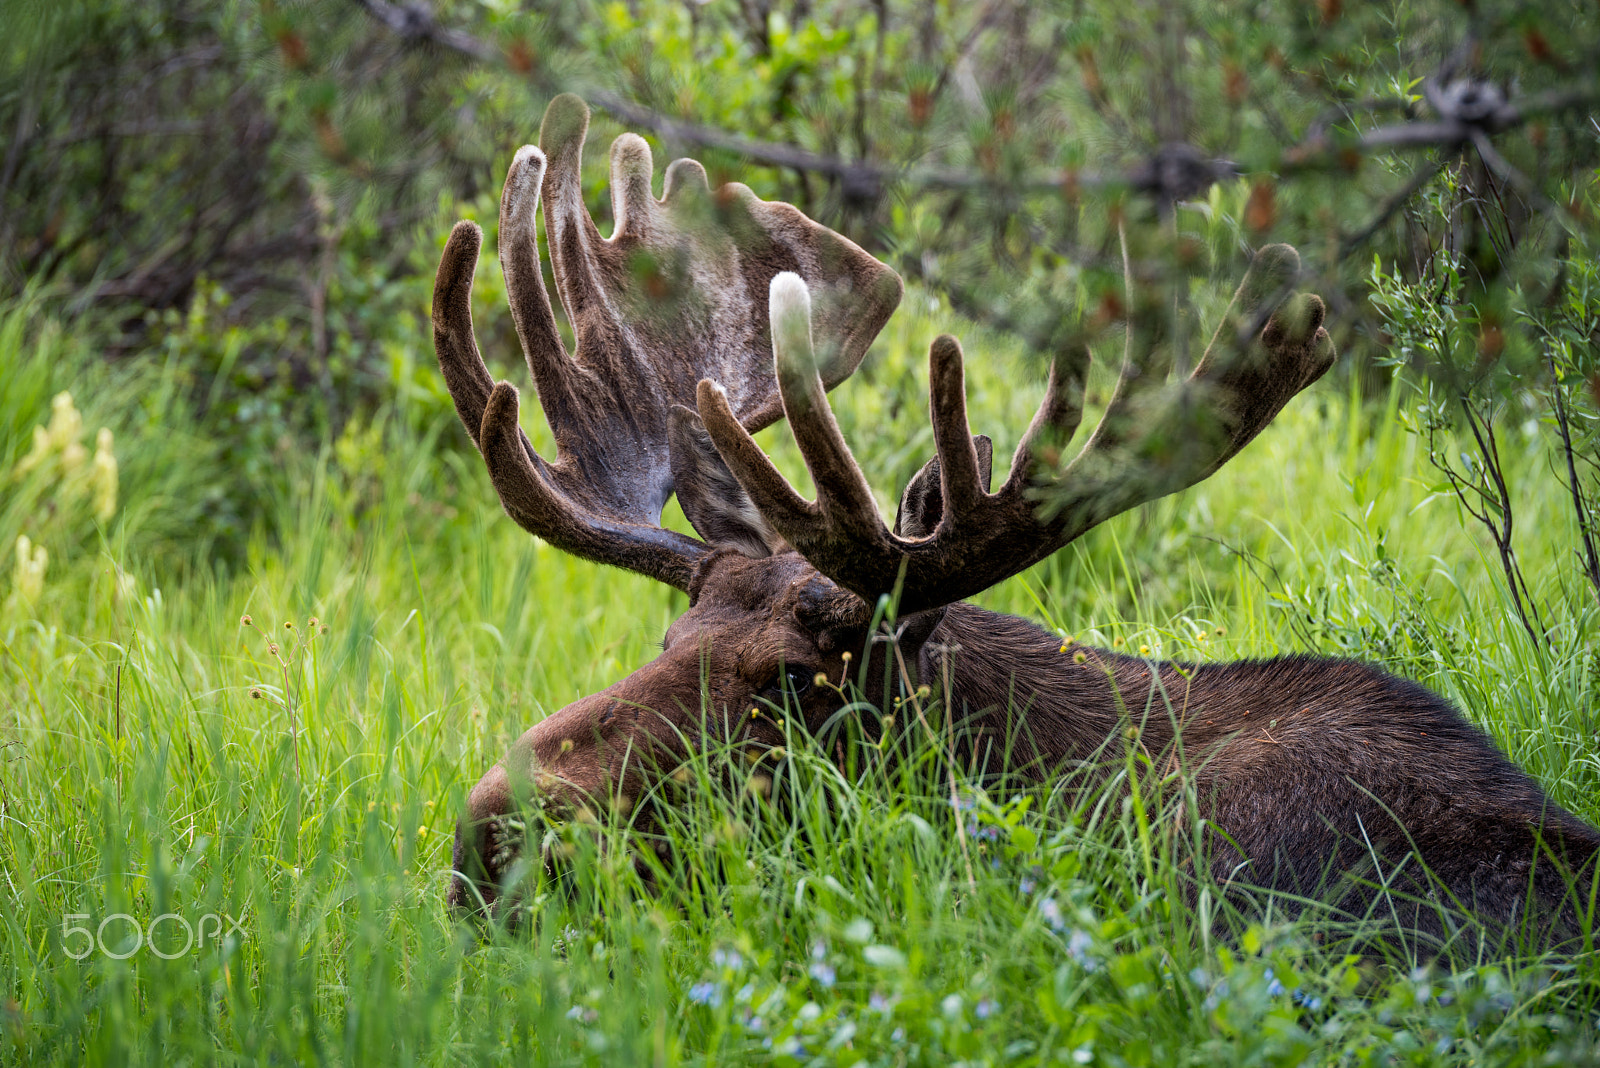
[769,272,811,321]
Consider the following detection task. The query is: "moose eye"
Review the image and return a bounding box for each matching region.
[762,666,814,700]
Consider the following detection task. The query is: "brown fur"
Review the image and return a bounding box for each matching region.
[451,552,1600,950]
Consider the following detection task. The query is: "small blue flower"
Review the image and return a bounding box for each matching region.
[1019,875,1037,895]
[869,991,896,1015]
[734,982,755,1004]
[808,962,837,988]
[1202,980,1230,1014]
[952,792,977,812]
[975,998,998,1019]
[688,981,721,1007]
[1292,988,1323,1012]
[1264,969,1285,998]
[1038,897,1065,931]
[1066,929,1094,966]
[810,940,829,960]
[713,947,745,972]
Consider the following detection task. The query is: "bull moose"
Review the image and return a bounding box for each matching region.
[438,94,1598,948]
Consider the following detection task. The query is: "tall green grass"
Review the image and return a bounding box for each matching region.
[2,286,1598,1065]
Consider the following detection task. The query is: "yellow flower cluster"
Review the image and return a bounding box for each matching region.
[13,535,47,607]
[14,391,118,522]
[8,392,122,611]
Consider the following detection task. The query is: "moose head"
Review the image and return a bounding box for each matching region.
[438,95,1344,915]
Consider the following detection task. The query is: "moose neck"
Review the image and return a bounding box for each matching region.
[921,602,1154,776]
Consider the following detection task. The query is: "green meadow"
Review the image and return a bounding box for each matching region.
[2,266,1599,1067]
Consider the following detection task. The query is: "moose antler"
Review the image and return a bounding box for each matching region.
[433,94,902,590]
[698,246,1336,614]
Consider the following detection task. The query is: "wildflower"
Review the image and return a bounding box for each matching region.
[1112,637,1123,647]
[1038,897,1065,931]
[268,642,280,655]
[307,616,319,628]
[417,824,428,837]
[1073,651,1087,664]
[1139,644,1150,655]
[284,620,295,630]
[734,982,755,1004]
[1066,929,1095,967]
[915,685,930,699]
[13,427,50,476]
[712,947,744,972]
[868,991,896,1015]
[249,688,262,699]
[90,428,117,521]
[1019,875,1037,895]
[1214,626,1226,635]
[47,392,82,451]
[241,614,253,626]
[1264,968,1285,998]
[813,672,828,688]
[807,961,836,987]
[941,993,963,1017]
[13,535,46,607]
[975,998,998,1019]
[840,651,852,663]
[951,792,977,813]
[565,1004,597,1023]
[687,981,721,1007]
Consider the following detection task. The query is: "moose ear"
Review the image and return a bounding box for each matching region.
[668,405,785,558]
[894,435,993,539]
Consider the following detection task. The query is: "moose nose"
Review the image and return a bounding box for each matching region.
[448,763,514,912]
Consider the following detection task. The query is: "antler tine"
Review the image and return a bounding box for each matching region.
[497,144,576,429]
[696,275,888,543]
[926,335,987,521]
[702,248,1334,616]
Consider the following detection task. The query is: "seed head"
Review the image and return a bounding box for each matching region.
[240,614,252,626]
[249,687,263,699]
[840,651,852,663]
[307,616,319,628]
[268,642,279,655]
[1073,651,1087,664]
[559,738,574,753]
[813,672,828,688]
[916,685,931,699]
[284,621,294,630]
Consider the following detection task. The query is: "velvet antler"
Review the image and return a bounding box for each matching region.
[699,246,1336,614]
[433,94,903,589]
